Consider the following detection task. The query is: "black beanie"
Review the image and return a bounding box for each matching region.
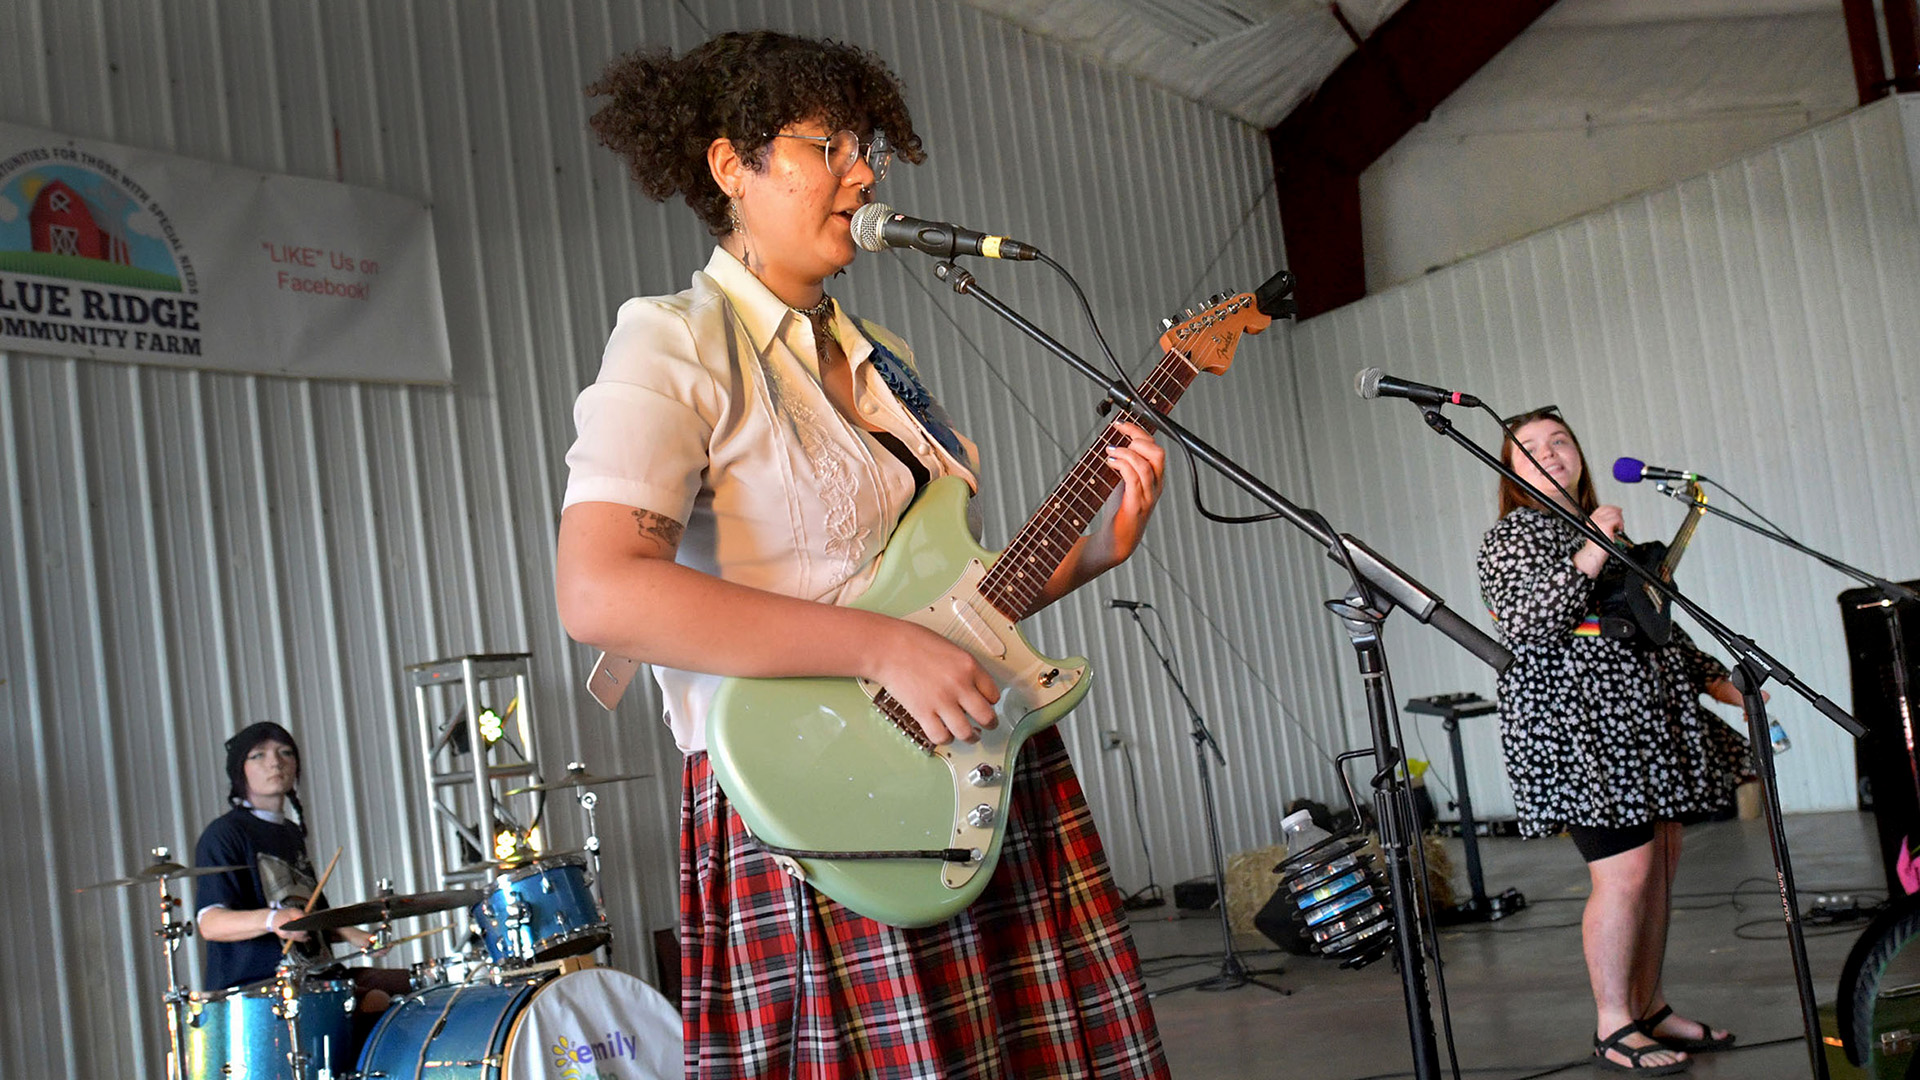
[225,721,300,805]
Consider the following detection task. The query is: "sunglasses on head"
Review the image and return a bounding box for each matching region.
[1501,404,1563,427]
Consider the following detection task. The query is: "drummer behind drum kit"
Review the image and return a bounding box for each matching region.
[79,765,680,1079]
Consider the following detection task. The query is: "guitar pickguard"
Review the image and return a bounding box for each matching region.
[708,477,1093,927]
[857,557,1085,889]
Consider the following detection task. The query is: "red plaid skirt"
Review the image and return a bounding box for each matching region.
[680,726,1170,1079]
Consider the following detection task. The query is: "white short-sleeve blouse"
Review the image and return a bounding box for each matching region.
[564,246,979,752]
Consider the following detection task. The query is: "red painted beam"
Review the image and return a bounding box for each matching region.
[1268,0,1561,317]
[1887,0,1920,92]
[1842,0,1891,104]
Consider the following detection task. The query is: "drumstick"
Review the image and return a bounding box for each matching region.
[282,846,343,956]
[331,922,447,966]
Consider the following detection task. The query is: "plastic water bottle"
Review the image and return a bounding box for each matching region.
[1281,809,1333,857]
[1769,720,1791,755]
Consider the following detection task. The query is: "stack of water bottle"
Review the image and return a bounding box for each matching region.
[1272,809,1395,969]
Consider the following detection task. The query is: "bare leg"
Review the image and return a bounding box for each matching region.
[1638,822,1733,1045]
[1586,841,1686,1068]
[1629,823,1679,1016]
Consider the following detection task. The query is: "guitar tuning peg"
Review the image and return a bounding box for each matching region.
[1160,316,1175,330]
[1209,292,1226,305]
[1181,307,1196,320]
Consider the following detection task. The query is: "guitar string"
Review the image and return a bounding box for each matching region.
[986,360,1195,614]
[868,335,1215,752]
[983,349,1199,615]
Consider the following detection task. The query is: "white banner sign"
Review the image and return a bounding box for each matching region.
[0,122,451,384]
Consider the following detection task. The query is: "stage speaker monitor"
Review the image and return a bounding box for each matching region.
[1839,579,1920,897]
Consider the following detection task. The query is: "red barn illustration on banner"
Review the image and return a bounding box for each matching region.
[27,179,131,264]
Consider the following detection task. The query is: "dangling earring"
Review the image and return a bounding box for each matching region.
[730,189,757,271]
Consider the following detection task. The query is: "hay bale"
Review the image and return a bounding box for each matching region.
[1225,843,1289,949]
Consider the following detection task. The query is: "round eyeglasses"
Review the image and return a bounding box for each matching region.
[771,129,892,181]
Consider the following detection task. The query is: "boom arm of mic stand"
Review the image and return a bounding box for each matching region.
[929,260,1512,675]
[1656,486,1920,605]
[1416,405,1862,738]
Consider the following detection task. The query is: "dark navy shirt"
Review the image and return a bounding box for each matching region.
[192,808,331,990]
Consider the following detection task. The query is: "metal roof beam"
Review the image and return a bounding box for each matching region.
[1268,0,1561,317]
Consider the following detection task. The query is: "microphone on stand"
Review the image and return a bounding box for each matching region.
[1612,457,1703,484]
[1353,368,1482,409]
[1108,599,1152,611]
[850,202,1041,260]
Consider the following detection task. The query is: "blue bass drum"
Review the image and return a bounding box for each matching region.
[470,854,609,965]
[355,965,680,1079]
[184,976,356,1080]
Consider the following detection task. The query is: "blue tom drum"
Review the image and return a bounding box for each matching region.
[470,854,609,966]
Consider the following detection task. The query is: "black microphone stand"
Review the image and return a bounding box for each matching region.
[928,259,1510,1080]
[1114,604,1288,997]
[1418,407,1865,1080]
[1649,481,1920,894]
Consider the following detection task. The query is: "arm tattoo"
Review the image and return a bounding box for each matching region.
[630,508,684,552]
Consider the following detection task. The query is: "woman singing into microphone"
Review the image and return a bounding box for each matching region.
[1477,406,1750,1074]
[556,30,1170,1078]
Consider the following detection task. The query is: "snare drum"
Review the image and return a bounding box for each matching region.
[409,949,487,991]
[355,965,680,1079]
[470,854,609,965]
[183,976,356,1080]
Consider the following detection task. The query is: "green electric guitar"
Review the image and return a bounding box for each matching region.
[701,282,1285,927]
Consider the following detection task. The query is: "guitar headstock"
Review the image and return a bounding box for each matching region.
[1158,289,1274,375]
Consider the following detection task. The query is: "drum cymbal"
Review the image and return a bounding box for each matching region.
[281,888,488,932]
[77,861,248,892]
[503,768,648,796]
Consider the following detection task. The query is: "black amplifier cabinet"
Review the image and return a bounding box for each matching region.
[1839,580,1920,896]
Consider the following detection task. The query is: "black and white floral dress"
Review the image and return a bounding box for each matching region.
[1477,507,1750,838]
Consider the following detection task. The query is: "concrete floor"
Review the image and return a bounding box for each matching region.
[1131,811,1886,1080]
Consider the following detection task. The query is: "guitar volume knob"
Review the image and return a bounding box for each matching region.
[967,764,999,786]
[967,804,995,828]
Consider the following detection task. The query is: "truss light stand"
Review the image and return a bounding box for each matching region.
[407,651,544,961]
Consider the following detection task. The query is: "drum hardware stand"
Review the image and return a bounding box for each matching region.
[149,846,194,1080]
[1113,604,1287,997]
[927,259,1510,1080]
[576,784,615,966]
[1404,694,1527,924]
[1418,403,1867,1080]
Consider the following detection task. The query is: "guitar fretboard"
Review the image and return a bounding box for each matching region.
[978,349,1199,621]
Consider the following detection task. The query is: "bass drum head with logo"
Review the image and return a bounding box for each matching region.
[355,966,681,1079]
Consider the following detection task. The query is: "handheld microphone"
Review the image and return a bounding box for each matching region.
[1107,599,1152,611]
[850,202,1040,261]
[1353,367,1482,408]
[1612,457,1702,484]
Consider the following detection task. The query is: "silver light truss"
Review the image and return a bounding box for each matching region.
[406,653,545,891]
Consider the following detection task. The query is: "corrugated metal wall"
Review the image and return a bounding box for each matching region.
[1294,95,1920,823]
[0,2,1336,1076]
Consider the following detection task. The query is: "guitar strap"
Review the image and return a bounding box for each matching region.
[850,316,965,460]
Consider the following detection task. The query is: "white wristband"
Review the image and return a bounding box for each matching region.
[264,907,277,931]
